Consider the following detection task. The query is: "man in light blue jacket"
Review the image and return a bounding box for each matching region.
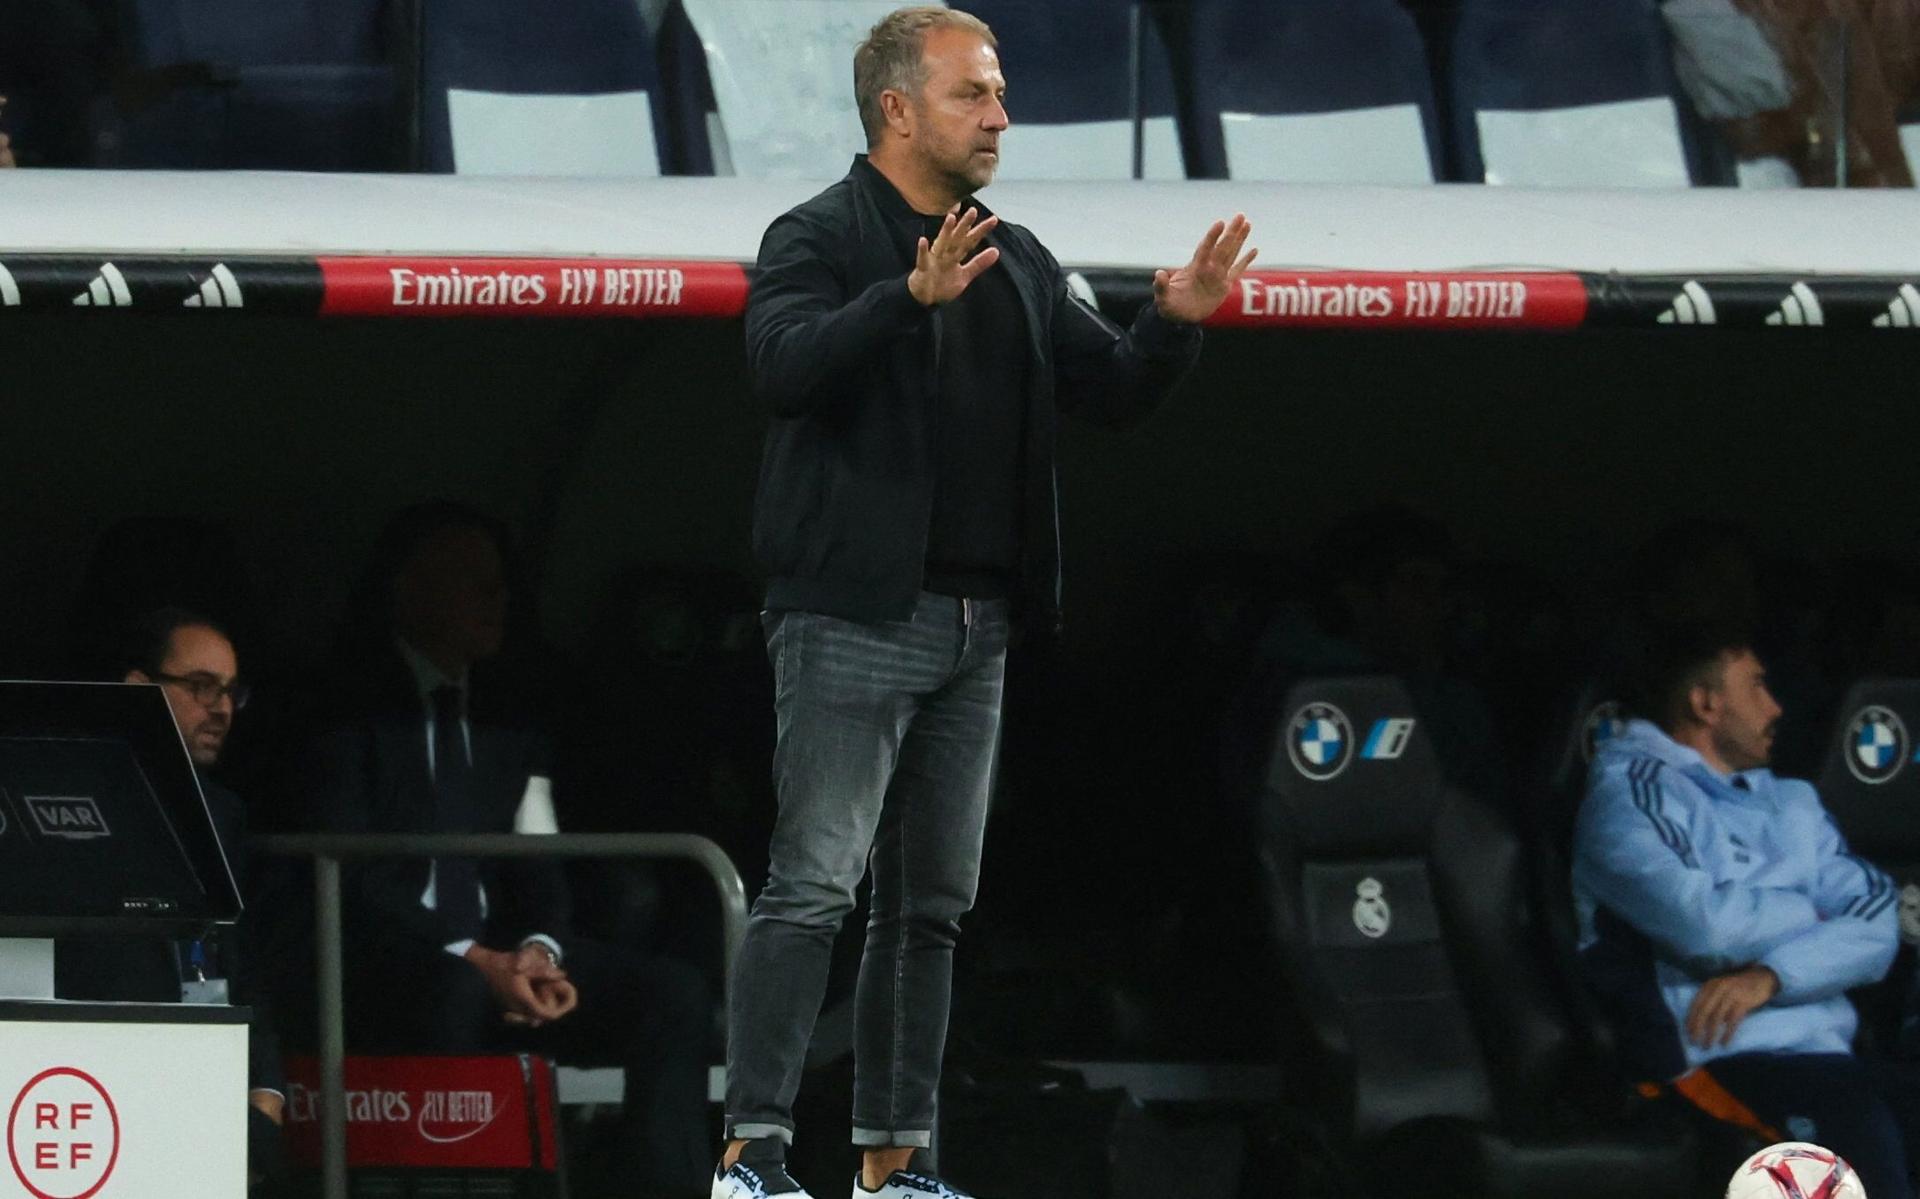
[1573,624,1916,1197]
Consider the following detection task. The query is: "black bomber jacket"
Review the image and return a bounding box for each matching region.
[744,155,1203,629]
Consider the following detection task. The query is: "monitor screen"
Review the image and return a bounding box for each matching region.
[0,681,241,936]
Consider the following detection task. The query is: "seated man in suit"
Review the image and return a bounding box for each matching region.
[58,606,286,1185]
[1573,618,1914,1197]
[304,502,710,1197]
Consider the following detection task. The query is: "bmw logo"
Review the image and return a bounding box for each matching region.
[1846,706,1909,785]
[1580,701,1630,763]
[1288,702,1355,782]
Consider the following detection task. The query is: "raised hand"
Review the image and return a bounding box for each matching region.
[1153,213,1257,324]
[908,206,1001,307]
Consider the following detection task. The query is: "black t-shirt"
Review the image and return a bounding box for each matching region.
[920,213,1030,599]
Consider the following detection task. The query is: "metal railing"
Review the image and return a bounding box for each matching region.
[254,832,748,1199]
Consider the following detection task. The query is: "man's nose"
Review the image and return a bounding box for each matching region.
[984,98,1009,131]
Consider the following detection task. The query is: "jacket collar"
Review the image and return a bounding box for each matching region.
[850,154,990,226]
[1605,718,1772,794]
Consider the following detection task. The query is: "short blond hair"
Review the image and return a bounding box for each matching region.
[854,7,997,147]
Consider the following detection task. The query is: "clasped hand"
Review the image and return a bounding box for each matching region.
[467,943,579,1028]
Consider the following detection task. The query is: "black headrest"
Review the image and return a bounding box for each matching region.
[1263,675,1445,856]
[1816,679,1920,858]
[1537,685,1631,851]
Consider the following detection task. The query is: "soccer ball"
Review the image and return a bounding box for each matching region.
[1725,1142,1866,1198]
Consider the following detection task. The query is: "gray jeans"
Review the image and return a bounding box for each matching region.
[725,591,1009,1149]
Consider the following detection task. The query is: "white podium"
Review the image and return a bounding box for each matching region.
[0,1000,247,1199]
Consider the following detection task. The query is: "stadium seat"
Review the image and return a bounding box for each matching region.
[1180,0,1441,183]
[1812,679,1920,1055]
[110,0,397,171]
[664,0,912,179]
[422,0,669,176]
[1447,0,1704,187]
[1254,676,1693,1197]
[1816,680,1920,885]
[955,1,1185,180]
[1534,684,1631,857]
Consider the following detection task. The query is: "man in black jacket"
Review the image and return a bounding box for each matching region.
[304,503,711,1196]
[718,9,1255,1199]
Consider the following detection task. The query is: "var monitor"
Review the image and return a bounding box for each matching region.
[0,680,241,936]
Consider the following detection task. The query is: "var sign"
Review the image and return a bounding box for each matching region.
[7,1067,119,1199]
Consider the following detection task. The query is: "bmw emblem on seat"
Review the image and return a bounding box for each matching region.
[1288,702,1355,782]
[1846,706,1909,785]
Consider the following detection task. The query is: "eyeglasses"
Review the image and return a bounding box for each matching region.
[150,672,252,711]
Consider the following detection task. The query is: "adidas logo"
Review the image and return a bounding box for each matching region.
[0,262,18,308]
[1656,280,1715,325]
[71,262,132,308]
[1872,283,1920,328]
[183,263,243,309]
[1764,281,1823,327]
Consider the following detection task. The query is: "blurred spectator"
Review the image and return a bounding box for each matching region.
[1573,615,1910,1197]
[57,607,287,1187]
[1665,0,1796,121]
[1696,0,1920,185]
[297,502,711,1197]
[1,97,15,168]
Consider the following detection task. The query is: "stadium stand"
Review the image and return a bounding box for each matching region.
[1446,0,1708,187]
[1180,0,1442,183]
[422,0,669,176]
[955,0,1184,179]
[109,0,398,171]
[664,0,909,179]
[1253,675,1695,1197]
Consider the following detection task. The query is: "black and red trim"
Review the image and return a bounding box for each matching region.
[3,255,1917,331]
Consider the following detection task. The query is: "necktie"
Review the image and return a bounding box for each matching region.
[431,685,483,939]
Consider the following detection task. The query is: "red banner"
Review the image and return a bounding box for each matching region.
[282,1055,558,1171]
[1206,271,1588,330]
[318,257,750,319]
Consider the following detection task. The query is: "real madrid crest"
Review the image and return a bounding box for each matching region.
[1287,702,1355,782]
[1846,706,1909,785]
[1352,877,1391,938]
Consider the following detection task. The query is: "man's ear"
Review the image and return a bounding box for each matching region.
[125,669,151,685]
[880,89,913,138]
[1688,681,1720,727]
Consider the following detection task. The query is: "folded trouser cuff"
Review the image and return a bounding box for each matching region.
[851,1127,932,1149]
[727,1122,794,1146]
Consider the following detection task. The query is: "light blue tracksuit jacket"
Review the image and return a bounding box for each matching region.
[1572,719,1897,1080]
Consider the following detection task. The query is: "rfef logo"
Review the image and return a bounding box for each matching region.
[24,798,109,841]
[1846,707,1909,785]
[7,1067,120,1199]
[1287,703,1354,782]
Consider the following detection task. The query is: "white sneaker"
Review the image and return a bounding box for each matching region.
[851,1170,977,1199]
[714,1160,814,1199]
